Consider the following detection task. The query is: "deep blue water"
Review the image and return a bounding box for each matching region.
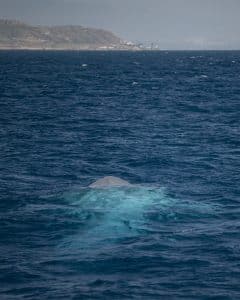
[0,50,240,299]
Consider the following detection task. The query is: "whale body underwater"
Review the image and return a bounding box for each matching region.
[58,176,216,252]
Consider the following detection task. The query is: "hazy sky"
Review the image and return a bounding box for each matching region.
[1,0,240,49]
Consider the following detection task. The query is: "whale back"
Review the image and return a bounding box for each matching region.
[89,176,131,188]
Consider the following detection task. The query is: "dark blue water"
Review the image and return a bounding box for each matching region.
[1,50,240,299]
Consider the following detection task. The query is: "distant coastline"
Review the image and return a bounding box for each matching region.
[0,19,141,51]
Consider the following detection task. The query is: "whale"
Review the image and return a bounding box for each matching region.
[58,177,216,254]
[89,176,132,188]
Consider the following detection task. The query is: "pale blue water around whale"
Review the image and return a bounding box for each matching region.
[0,50,240,299]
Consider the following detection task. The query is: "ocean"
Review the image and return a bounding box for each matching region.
[0,50,240,299]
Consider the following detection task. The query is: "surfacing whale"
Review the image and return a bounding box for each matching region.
[58,177,216,254]
[89,176,132,188]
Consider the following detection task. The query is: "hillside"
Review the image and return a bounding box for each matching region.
[0,19,139,50]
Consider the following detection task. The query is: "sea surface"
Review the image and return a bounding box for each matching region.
[0,50,240,299]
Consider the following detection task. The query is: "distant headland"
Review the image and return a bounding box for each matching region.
[0,19,141,50]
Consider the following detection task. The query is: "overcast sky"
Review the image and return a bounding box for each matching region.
[1,0,240,49]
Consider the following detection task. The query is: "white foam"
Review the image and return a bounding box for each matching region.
[132,81,138,86]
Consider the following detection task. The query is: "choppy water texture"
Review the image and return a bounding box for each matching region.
[1,51,240,299]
